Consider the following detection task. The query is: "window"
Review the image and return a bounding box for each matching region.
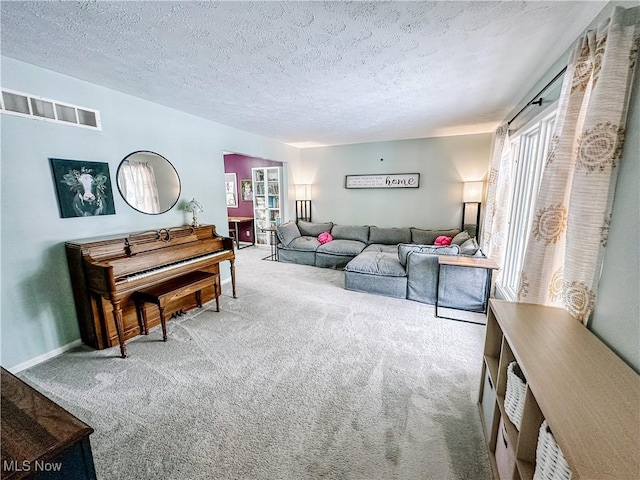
[499,107,557,300]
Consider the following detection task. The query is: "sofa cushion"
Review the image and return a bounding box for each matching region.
[278,248,316,266]
[297,220,334,237]
[398,244,422,266]
[460,237,480,255]
[451,230,471,245]
[345,252,406,277]
[363,244,398,254]
[398,243,461,267]
[331,225,369,243]
[276,222,301,247]
[411,228,461,245]
[316,239,366,256]
[280,236,320,252]
[368,226,411,245]
[345,271,408,299]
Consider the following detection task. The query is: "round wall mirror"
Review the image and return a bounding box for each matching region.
[116,151,181,215]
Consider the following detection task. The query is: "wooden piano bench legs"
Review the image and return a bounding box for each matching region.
[132,271,220,346]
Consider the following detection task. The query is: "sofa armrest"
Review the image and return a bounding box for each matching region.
[405,250,491,310]
[405,252,440,304]
[438,264,490,312]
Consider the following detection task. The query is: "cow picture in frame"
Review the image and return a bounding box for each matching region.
[50,158,116,218]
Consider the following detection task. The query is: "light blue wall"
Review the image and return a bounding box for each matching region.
[590,48,640,372]
[0,57,301,370]
[299,134,492,228]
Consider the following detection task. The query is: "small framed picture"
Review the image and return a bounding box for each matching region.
[225,172,238,208]
[50,158,116,218]
[241,179,253,201]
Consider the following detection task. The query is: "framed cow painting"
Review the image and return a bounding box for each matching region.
[50,158,116,218]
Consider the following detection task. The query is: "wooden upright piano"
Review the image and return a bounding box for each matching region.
[65,225,235,357]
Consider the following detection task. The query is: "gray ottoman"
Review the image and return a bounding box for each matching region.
[344,251,407,299]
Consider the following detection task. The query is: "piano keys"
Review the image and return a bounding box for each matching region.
[65,225,235,355]
[123,250,228,282]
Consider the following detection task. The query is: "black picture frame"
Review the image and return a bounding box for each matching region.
[50,158,116,218]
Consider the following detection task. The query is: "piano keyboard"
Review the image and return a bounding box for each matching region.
[122,250,230,283]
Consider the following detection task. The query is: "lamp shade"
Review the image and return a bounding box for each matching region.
[463,182,483,203]
[295,184,312,200]
[185,198,203,213]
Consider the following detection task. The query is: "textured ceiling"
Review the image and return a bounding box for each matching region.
[1,1,606,147]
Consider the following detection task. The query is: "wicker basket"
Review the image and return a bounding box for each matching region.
[534,421,572,480]
[504,361,527,429]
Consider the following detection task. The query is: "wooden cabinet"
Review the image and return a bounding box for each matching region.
[479,299,639,479]
[1,368,97,479]
[252,167,282,246]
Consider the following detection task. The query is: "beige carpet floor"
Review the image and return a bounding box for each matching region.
[19,246,492,480]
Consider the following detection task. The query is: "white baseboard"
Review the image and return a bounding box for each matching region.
[10,278,234,374]
[9,339,83,374]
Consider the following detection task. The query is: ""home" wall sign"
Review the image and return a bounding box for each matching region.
[345,173,420,189]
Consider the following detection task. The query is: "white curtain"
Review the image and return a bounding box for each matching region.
[481,123,512,286]
[517,6,640,323]
[118,161,161,214]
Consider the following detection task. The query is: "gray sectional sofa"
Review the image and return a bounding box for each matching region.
[275,220,491,312]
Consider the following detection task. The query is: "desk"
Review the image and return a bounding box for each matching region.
[435,255,499,324]
[1,368,97,479]
[228,216,254,249]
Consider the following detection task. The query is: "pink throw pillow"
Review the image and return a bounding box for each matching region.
[434,236,452,246]
[318,232,333,244]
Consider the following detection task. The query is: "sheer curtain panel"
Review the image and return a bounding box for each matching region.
[118,161,161,214]
[517,6,640,323]
[481,123,512,286]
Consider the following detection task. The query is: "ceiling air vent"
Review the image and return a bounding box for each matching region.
[0,88,101,130]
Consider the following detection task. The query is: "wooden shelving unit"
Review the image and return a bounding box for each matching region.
[478,299,640,479]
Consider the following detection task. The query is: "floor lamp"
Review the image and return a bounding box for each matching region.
[462,182,483,238]
[295,184,312,222]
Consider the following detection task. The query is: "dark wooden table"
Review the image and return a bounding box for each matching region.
[228,216,255,249]
[1,368,97,479]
